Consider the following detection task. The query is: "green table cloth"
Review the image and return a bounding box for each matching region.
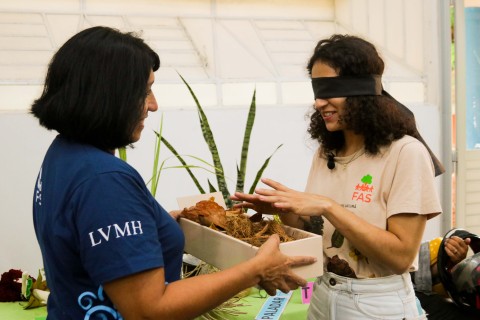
[228,286,309,319]
[0,302,46,320]
[0,286,310,319]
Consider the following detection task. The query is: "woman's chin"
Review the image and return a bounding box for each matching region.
[325,124,342,132]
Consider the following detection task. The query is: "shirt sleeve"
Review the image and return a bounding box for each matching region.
[386,139,442,219]
[72,171,164,284]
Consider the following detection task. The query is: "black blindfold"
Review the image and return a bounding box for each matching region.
[312,75,383,99]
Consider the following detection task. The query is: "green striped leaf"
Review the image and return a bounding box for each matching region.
[178,73,230,206]
[236,89,256,193]
[160,134,206,194]
[208,179,217,193]
[248,144,283,194]
[150,114,164,197]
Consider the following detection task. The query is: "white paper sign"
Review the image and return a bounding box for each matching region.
[255,290,293,320]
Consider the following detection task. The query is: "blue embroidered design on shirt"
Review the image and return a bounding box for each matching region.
[78,286,123,319]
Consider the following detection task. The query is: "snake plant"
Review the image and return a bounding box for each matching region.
[162,74,282,207]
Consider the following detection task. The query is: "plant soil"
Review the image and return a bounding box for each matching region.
[181,198,293,247]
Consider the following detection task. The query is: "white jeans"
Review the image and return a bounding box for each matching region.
[307,272,427,320]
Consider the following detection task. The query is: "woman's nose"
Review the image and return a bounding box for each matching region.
[314,98,328,110]
[147,93,158,112]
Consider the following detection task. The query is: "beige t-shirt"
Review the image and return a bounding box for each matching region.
[305,135,442,278]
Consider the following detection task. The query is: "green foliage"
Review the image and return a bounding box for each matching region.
[162,74,282,207]
[150,113,164,197]
[116,115,222,198]
[117,74,282,208]
[118,147,127,162]
[117,118,165,197]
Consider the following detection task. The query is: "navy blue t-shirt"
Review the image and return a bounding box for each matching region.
[33,135,184,319]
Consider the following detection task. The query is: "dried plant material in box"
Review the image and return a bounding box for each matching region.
[179,199,323,278]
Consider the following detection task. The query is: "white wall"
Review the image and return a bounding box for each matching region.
[0,113,56,274]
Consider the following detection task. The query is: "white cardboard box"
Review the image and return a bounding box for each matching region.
[179,217,323,279]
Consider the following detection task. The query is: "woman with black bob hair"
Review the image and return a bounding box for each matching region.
[31,26,315,320]
[31,26,160,150]
[232,34,444,319]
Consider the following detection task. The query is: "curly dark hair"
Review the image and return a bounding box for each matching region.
[31,26,160,150]
[306,34,418,155]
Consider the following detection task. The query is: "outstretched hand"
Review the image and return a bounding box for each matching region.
[231,189,280,215]
[231,178,332,217]
[254,234,316,295]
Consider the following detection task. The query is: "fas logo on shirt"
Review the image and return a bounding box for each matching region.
[351,174,374,203]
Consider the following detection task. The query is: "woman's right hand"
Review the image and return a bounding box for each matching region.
[253,234,316,295]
